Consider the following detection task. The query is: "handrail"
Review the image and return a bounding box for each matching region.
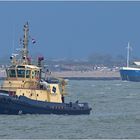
[0,86,45,91]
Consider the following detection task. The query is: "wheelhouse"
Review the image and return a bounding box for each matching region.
[6,65,40,80]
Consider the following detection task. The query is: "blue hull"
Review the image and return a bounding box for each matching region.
[0,95,92,115]
[120,69,140,82]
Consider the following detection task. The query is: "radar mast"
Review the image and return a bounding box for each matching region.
[22,22,29,64]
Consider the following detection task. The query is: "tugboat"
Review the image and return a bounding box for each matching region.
[0,22,92,115]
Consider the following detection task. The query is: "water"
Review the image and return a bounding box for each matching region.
[0,80,140,138]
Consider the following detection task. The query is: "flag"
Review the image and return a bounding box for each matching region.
[31,38,36,44]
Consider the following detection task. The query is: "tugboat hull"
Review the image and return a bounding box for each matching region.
[0,95,92,115]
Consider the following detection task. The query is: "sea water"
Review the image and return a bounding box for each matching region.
[0,80,140,139]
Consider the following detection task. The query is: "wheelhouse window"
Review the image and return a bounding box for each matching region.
[17,66,25,69]
[32,71,35,79]
[26,70,31,78]
[35,71,40,78]
[17,69,25,78]
[8,69,16,78]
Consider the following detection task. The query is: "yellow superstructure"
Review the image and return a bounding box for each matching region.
[0,22,66,103]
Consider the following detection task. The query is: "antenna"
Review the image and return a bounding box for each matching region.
[126,42,132,67]
[12,25,15,53]
[22,22,29,64]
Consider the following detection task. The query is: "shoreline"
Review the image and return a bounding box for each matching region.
[48,70,121,80]
[58,77,120,80]
[0,70,121,80]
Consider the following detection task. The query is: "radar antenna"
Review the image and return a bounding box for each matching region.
[22,22,29,64]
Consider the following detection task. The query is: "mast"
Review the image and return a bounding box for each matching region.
[126,42,131,67]
[22,22,29,64]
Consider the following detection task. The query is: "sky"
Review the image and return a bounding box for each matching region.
[0,1,140,59]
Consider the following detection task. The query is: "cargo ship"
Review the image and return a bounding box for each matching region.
[120,43,140,82]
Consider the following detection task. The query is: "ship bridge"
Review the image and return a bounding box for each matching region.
[6,64,40,80]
